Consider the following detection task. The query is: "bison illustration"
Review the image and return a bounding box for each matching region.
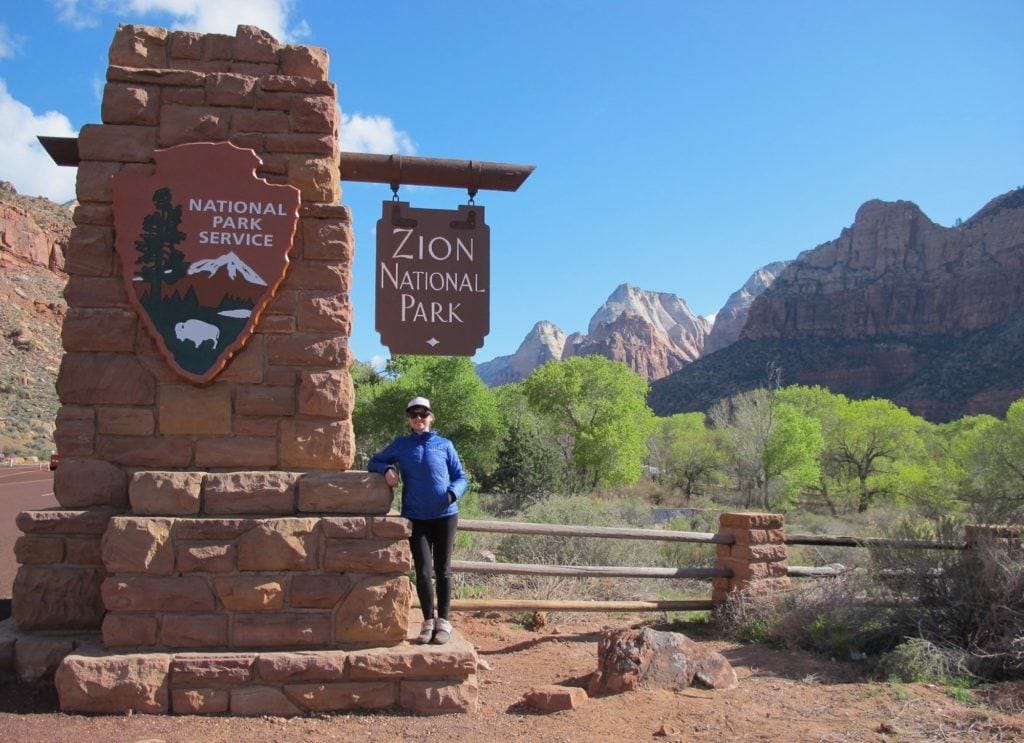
[174,319,220,349]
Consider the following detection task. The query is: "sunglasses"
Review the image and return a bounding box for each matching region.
[407,411,431,419]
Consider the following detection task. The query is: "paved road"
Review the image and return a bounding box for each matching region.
[0,464,57,600]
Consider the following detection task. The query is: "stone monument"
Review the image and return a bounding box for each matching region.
[1,23,477,716]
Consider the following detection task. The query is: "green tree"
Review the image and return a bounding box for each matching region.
[710,388,823,510]
[959,400,1024,523]
[522,356,654,491]
[483,384,568,511]
[830,398,925,512]
[649,413,725,502]
[135,187,188,309]
[352,355,502,480]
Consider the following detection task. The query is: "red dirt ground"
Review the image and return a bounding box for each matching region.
[1,613,1022,742]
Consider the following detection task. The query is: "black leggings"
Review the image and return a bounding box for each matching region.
[409,514,458,621]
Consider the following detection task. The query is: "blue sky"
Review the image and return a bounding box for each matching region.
[1,1,1022,368]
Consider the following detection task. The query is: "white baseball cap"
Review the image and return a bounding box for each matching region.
[406,396,432,412]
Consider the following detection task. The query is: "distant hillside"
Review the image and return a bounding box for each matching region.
[0,182,71,458]
[650,189,1024,421]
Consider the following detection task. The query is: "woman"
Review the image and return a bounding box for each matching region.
[368,397,468,645]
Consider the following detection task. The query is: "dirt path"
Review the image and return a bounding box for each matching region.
[1,614,1021,742]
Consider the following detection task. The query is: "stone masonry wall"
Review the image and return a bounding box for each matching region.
[712,512,791,602]
[14,23,355,634]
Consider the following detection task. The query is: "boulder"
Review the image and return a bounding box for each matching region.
[588,628,737,696]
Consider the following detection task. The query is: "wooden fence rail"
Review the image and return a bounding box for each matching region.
[452,559,731,580]
[458,518,731,544]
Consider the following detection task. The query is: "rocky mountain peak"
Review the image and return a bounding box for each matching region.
[704,261,789,355]
[475,320,568,386]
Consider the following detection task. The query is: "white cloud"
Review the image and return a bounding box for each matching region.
[339,111,416,155]
[0,79,78,203]
[369,355,388,372]
[0,23,23,58]
[54,0,307,42]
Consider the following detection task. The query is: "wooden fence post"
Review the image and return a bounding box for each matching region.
[713,512,791,603]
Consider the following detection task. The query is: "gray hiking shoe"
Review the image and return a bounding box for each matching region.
[431,617,452,645]
[416,618,434,644]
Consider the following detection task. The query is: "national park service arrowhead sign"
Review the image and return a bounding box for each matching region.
[376,201,490,356]
[113,142,300,383]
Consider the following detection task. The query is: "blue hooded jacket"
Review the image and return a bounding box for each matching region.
[368,430,468,520]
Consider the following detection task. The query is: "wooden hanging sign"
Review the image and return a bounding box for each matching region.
[112,142,300,383]
[375,201,490,356]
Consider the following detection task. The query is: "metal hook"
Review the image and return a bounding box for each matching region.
[467,160,481,205]
[389,154,403,201]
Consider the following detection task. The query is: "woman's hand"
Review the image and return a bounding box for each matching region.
[384,467,399,487]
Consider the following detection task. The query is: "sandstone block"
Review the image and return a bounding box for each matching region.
[108,24,168,68]
[233,613,331,648]
[235,385,295,416]
[56,652,171,713]
[54,458,128,509]
[265,331,349,366]
[203,472,299,515]
[78,123,156,163]
[64,224,115,276]
[301,218,352,261]
[162,85,206,105]
[283,260,348,293]
[261,75,335,95]
[279,45,329,79]
[718,526,782,546]
[233,25,281,63]
[715,543,731,558]
[230,685,301,716]
[214,577,284,611]
[334,575,411,644]
[76,160,121,203]
[286,681,395,712]
[159,384,232,435]
[323,539,412,573]
[14,535,64,565]
[715,558,771,582]
[204,33,234,61]
[17,508,116,535]
[254,314,295,333]
[130,470,202,515]
[102,575,215,612]
[296,292,353,333]
[97,407,155,436]
[102,83,159,125]
[523,685,588,712]
[15,636,76,682]
[63,274,126,307]
[292,95,336,134]
[102,516,175,574]
[298,368,353,417]
[171,655,254,686]
[174,518,252,541]
[195,436,278,468]
[237,518,319,571]
[349,637,477,680]
[65,536,104,566]
[719,513,784,530]
[232,109,289,133]
[12,566,105,631]
[103,613,159,647]
[206,72,257,106]
[177,543,236,573]
[265,132,336,156]
[158,105,230,147]
[54,405,95,457]
[281,419,353,470]
[297,471,392,514]
[62,308,137,352]
[257,651,348,682]
[731,543,788,562]
[172,688,229,714]
[58,353,156,405]
[217,337,264,384]
[161,614,229,648]
[287,155,340,203]
[290,574,354,608]
[72,202,115,226]
[371,516,411,539]
[168,30,203,60]
[320,516,367,538]
[234,417,279,437]
[399,676,478,715]
[96,435,194,467]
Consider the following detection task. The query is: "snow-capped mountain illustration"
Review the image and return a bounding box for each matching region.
[187,251,267,285]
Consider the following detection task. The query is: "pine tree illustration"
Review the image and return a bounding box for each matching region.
[135,187,188,309]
